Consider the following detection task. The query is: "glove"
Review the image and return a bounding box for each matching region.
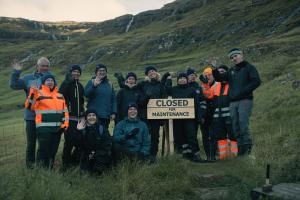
[161,72,171,85]
[199,74,208,84]
[125,128,140,139]
[114,72,123,79]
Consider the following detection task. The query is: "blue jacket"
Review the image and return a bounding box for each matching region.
[113,117,150,156]
[9,69,52,120]
[84,77,117,119]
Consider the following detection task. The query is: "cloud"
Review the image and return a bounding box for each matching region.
[0,0,129,22]
[116,0,174,14]
[0,0,175,22]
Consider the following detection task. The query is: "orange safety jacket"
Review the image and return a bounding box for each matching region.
[25,85,69,133]
[201,82,214,99]
[209,82,231,118]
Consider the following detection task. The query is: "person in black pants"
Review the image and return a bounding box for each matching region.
[137,66,167,162]
[59,64,85,169]
[212,48,261,155]
[165,72,205,162]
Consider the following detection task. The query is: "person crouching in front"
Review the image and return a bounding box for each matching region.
[77,109,112,175]
[25,74,69,169]
[113,103,150,163]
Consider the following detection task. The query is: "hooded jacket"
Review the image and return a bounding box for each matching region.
[84,76,117,119]
[59,79,85,119]
[213,61,261,102]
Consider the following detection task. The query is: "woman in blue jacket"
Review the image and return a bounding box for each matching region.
[84,64,117,129]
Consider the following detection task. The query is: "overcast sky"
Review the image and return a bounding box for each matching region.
[0,0,174,22]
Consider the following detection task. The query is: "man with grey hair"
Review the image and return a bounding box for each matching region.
[212,48,261,156]
[10,57,52,168]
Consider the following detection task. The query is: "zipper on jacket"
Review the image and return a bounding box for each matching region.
[76,80,80,118]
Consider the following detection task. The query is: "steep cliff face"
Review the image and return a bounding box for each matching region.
[0,0,299,70]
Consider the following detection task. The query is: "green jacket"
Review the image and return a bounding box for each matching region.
[113,117,150,156]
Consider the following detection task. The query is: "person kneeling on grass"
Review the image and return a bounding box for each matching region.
[113,103,151,163]
[77,109,112,175]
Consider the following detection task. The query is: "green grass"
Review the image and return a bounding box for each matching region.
[0,0,300,199]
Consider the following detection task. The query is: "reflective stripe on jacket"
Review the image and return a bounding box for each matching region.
[209,82,231,118]
[25,85,69,133]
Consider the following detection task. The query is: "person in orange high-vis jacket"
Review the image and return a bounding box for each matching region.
[26,74,69,168]
[199,66,217,161]
[209,65,238,160]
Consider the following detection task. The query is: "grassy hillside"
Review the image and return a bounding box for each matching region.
[0,0,300,199]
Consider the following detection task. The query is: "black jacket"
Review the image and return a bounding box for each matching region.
[59,79,85,118]
[116,85,141,123]
[213,61,261,102]
[137,78,167,119]
[165,80,205,121]
[81,124,112,155]
[189,81,207,117]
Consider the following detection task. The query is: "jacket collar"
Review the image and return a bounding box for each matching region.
[41,85,58,93]
[125,117,139,123]
[235,61,248,69]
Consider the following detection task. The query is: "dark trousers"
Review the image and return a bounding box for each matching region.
[37,131,61,169]
[143,119,160,157]
[230,99,253,146]
[212,117,236,141]
[62,120,82,168]
[174,119,200,154]
[25,120,37,168]
[200,112,214,159]
[80,150,111,174]
[230,99,253,155]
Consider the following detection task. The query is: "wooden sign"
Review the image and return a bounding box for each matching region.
[147,98,195,119]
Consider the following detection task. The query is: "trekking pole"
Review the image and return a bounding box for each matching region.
[262,164,273,192]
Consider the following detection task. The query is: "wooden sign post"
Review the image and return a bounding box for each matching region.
[147,98,195,155]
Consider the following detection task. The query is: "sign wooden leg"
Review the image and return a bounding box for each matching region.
[169,119,174,155]
[161,123,166,157]
[164,122,170,155]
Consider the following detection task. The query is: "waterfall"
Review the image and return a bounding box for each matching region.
[125,16,134,33]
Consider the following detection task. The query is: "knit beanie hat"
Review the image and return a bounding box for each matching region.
[144,65,157,75]
[126,72,137,80]
[177,72,188,81]
[228,48,243,58]
[95,63,107,74]
[218,65,229,71]
[85,108,98,118]
[127,103,138,111]
[41,73,57,86]
[186,68,196,76]
[70,64,81,74]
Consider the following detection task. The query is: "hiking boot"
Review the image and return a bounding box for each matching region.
[190,153,206,163]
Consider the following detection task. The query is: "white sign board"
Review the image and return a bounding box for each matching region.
[147,98,195,119]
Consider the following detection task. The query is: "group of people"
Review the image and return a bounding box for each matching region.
[9,47,261,174]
